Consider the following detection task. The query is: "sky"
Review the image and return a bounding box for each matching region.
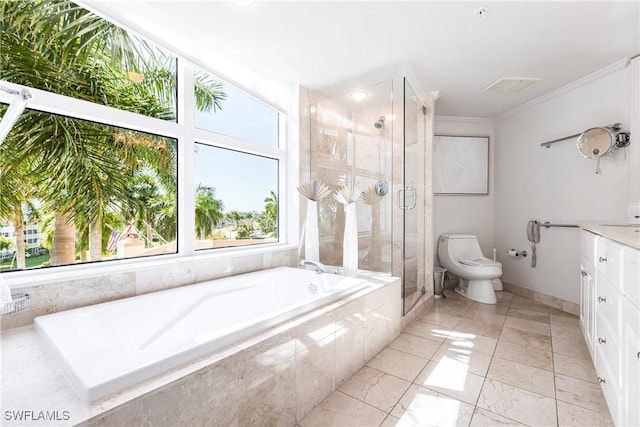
[194,83,279,213]
[194,144,278,213]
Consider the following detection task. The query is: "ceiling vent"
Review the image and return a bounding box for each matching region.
[483,77,542,93]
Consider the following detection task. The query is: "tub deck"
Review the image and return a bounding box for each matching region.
[34,267,368,403]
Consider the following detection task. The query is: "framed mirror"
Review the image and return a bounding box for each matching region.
[433,135,489,195]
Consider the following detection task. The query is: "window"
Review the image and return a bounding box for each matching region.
[0,0,288,274]
[192,68,283,250]
[0,106,177,272]
[0,1,177,121]
[194,144,279,249]
[194,68,280,148]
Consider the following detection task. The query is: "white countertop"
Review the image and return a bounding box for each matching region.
[581,224,640,250]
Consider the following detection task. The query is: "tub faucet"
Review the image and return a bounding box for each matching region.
[300,260,338,274]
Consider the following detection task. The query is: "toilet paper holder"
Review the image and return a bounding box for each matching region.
[507,249,528,258]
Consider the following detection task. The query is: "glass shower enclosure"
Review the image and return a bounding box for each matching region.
[308,77,428,315]
[400,78,427,314]
[309,80,394,274]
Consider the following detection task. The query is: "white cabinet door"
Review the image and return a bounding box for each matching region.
[595,237,622,288]
[581,232,598,356]
[621,298,640,427]
[583,267,596,356]
[621,245,640,308]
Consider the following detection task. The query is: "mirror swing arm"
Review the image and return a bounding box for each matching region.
[540,123,630,149]
[539,122,631,174]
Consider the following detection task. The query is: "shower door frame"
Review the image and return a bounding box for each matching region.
[399,77,427,315]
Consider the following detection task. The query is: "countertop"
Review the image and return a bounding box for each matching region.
[581,224,640,250]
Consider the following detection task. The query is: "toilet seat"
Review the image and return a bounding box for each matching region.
[459,257,501,267]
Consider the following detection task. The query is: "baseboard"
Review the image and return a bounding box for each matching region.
[502,281,579,316]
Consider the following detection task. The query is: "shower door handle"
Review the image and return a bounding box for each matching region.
[397,187,417,210]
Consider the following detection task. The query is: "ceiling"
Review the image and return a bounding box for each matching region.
[89,1,639,118]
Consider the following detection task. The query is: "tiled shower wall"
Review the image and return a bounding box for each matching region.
[301,81,435,316]
[304,83,394,273]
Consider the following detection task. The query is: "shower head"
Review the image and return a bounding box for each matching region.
[374,116,385,129]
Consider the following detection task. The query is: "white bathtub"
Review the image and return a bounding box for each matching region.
[34,267,369,403]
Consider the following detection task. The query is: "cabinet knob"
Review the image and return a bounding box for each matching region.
[637,352,640,361]
[598,256,607,263]
[580,270,587,277]
[597,377,606,384]
[598,337,607,344]
[598,296,607,303]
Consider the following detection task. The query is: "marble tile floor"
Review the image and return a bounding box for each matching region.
[299,291,614,427]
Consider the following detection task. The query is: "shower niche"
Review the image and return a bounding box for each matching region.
[305,78,433,315]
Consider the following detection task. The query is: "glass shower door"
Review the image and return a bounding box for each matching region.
[402,78,426,315]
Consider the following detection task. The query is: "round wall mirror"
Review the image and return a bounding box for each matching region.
[577,127,614,159]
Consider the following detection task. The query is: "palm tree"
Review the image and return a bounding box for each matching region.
[0,0,225,266]
[194,184,224,240]
[0,147,37,269]
[225,211,242,229]
[261,190,278,237]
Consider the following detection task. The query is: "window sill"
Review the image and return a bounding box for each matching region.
[3,243,298,291]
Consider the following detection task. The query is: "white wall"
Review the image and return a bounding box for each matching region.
[494,64,631,303]
[433,117,496,265]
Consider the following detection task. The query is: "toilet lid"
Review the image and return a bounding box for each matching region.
[460,257,501,267]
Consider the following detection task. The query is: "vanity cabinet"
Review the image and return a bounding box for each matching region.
[580,229,640,426]
[621,243,640,427]
[580,232,597,357]
[621,298,639,427]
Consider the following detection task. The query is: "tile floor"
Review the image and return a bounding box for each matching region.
[299,290,614,427]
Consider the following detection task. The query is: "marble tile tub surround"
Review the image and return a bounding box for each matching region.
[1,273,401,426]
[300,290,614,427]
[0,245,297,330]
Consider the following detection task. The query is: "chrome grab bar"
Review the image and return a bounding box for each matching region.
[542,222,579,229]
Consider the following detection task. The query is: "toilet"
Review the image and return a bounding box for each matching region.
[437,234,503,304]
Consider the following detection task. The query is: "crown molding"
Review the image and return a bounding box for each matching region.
[435,115,495,124]
[497,58,631,121]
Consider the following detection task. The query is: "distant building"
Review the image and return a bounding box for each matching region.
[0,223,44,255]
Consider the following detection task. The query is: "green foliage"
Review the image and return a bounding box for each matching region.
[0,236,14,252]
[260,190,278,237]
[0,0,226,268]
[236,223,254,240]
[195,184,224,240]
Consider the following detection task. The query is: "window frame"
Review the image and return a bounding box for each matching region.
[0,54,290,280]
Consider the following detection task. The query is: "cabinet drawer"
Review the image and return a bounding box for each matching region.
[622,245,640,309]
[595,312,621,388]
[595,237,622,289]
[595,275,622,340]
[596,344,621,426]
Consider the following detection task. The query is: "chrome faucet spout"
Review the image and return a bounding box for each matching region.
[300,260,338,274]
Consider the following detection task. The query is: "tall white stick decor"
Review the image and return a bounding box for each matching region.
[362,185,383,270]
[298,179,332,262]
[334,181,363,277]
[305,199,319,261]
[343,202,358,277]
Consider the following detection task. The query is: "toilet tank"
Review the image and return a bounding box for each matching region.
[439,234,484,260]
